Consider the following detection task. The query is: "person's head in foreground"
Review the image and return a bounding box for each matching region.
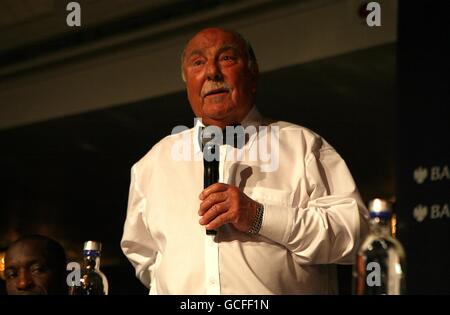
[4,235,67,295]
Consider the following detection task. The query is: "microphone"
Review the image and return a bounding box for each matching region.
[201,126,222,235]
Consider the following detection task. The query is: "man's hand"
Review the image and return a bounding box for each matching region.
[199,183,258,233]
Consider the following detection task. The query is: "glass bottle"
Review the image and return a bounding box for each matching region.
[353,198,406,295]
[70,240,109,295]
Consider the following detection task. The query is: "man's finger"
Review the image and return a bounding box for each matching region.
[199,183,228,200]
[199,201,228,225]
[205,212,231,230]
[198,192,228,215]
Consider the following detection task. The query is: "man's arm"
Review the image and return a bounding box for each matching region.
[259,145,369,265]
[198,136,369,265]
[121,165,158,289]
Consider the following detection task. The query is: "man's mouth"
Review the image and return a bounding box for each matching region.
[203,88,229,98]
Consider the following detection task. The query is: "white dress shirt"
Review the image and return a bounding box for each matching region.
[121,106,369,294]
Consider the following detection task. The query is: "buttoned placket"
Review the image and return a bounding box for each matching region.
[204,143,227,294]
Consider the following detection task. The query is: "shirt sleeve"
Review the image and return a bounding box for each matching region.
[120,164,158,288]
[258,142,369,265]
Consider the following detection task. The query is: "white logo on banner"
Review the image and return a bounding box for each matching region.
[413,165,449,184]
[430,204,450,219]
[430,165,449,181]
[413,204,428,222]
[413,204,450,222]
[413,166,428,184]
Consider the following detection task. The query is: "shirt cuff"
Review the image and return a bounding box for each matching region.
[258,202,294,245]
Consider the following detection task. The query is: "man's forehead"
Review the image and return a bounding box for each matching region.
[185,28,244,54]
[5,241,47,263]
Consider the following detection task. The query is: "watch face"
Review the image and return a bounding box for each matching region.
[248,204,264,235]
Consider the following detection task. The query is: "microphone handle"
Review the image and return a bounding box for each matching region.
[204,158,219,235]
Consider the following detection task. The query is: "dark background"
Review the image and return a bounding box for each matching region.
[396,2,450,294]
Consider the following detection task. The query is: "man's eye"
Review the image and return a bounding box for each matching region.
[5,271,17,279]
[222,55,236,62]
[192,59,204,66]
[31,265,46,274]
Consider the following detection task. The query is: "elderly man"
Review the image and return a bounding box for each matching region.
[4,235,67,295]
[121,27,368,294]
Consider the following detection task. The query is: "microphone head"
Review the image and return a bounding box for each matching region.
[200,126,222,162]
[200,125,223,147]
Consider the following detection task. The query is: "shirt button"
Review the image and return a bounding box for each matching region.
[209,279,216,285]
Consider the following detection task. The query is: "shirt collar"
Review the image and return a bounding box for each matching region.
[193,106,263,154]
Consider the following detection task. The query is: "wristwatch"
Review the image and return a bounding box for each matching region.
[248,203,264,235]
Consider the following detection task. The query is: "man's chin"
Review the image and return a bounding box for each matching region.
[12,288,48,295]
[202,108,234,125]
[13,291,46,295]
[200,102,252,126]
[202,104,229,117]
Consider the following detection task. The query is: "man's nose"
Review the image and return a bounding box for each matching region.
[16,270,34,290]
[205,60,223,81]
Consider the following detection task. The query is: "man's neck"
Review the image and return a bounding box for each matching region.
[201,105,256,129]
[201,119,240,130]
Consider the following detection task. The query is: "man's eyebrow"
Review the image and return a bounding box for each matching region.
[4,259,42,269]
[217,45,241,55]
[187,49,204,59]
[26,259,47,268]
[186,45,241,59]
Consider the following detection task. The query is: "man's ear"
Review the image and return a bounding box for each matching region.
[250,63,259,93]
[251,62,259,79]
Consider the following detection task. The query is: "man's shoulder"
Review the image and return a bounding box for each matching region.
[269,119,323,141]
[265,119,335,155]
[134,127,194,168]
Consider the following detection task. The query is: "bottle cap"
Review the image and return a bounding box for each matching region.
[368,198,393,219]
[83,241,102,251]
